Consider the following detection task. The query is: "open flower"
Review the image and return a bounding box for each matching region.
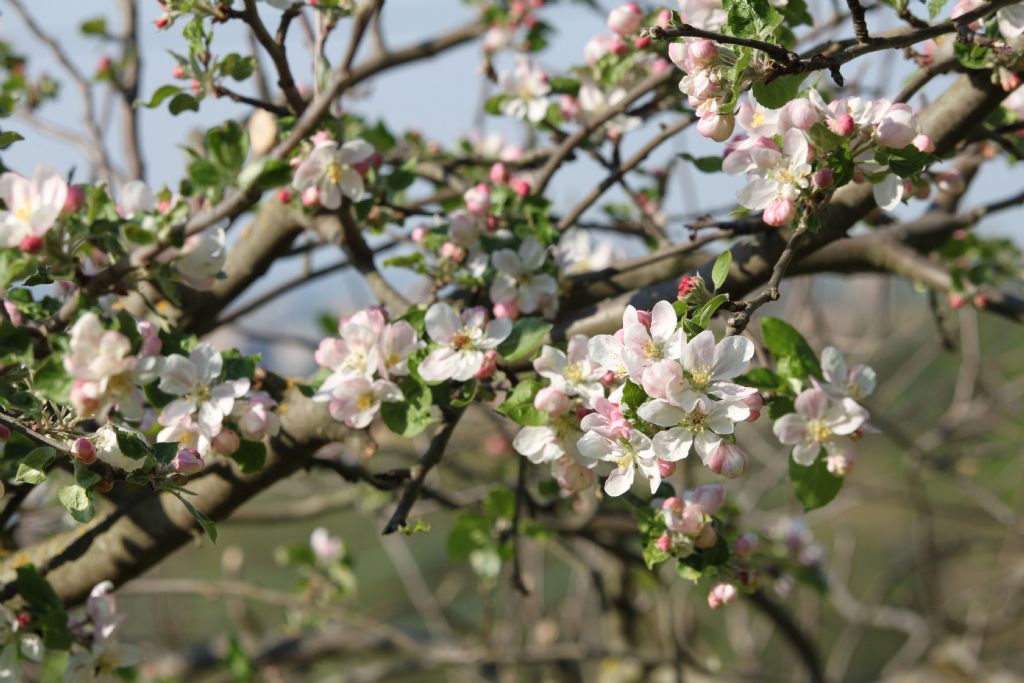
[513,411,583,465]
[621,301,685,379]
[377,320,421,379]
[773,386,868,467]
[533,335,605,399]
[578,427,659,496]
[65,582,139,683]
[490,237,558,316]
[157,344,250,453]
[419,303,512,382]
[292,139,374,209]
[0,165,68,248]
[498,56,551,123]
[820,347,876,401]
[314,374,403,428]
[675,330,756,410]
[177,225,226,290]
[315,309,386,379]
[64,313,151,421]
[639,397,749,463]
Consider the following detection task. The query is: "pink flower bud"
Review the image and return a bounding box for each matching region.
[973,293,988,309]
[486,215,499,231]
[440,241,466,263]
[734,531,761,555]
[657,458,676,477]
[534,386,572,415]
[63,185,85,215]
[652,57,672,73]
[493,300,519,320]
[301,186,320,207]
[609,37,629,55]
[667,42,688,70]
[509,177,531,197]
[19,235,42,254]
[464,183,491,216]
[783,99,819,131]
[213,428,240,455]
[489,162,509,185]
[155,15,170,29]
[0,424,10,443]
[762,196,796,227]
[913,134,935,153]
[559,94,580,121]
[707,582,738,609]
[634,36,652,49]
[703,441,748,478]
[635,309,653,328]
[655,533,673,552]
[607,2,643,36]
[829,114,855,137]
[189,79,202,95]
[475,350,499,379]
[949,293,966,309]
[657,8,671,27]
[172,65,186,79]
[807,168,833,193]
[688,40,719,67]
[696,113,735,142]
[172,447,205,475]
[72,437,97,465]
[742,392,763,422]
[410,226,428,242]
[276,189,292,203]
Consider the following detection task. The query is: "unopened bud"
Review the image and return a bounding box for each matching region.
[72,437,97,465]
[172,447,205,475]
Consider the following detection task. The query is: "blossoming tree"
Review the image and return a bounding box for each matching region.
[0,0,1023,679]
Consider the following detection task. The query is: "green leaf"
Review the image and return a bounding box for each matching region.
[711,250,732,290]
[14,565,72,649]
[153,442,179,466]
[380,376,436,437]
[0,320,33,364]
[80,17,108,35]
[237,157,292,191]
[548,76,581,96]
[173,492,218,542]
[927,0,948,19]
[114,428,151,460]
[484,94,508,115]
[33,355,72,403]
[678,152,722,173]
[496,379,547,426]
[231,440,266,473]
[168,92,199,115]
[497,318,552,362]
[58,484,94,523]
[73,460,102,489]
[766,395,795,419]
[15,447,56,485]
[752,73,807,109]
[621,380,648,411]
[736,367,785,391]
[206,120,248,174]
[883,144,933,178]
[189,159,221,187]
[692,293,730,330]
[140,84,181,108]
[0,131,24,150]
[789,453,843,511]
[761,317,822,381]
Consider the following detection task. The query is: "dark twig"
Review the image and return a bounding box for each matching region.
[383,413,463,534]
[726,223,809,335]
[845,0,874,43]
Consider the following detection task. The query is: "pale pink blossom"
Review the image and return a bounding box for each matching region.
[314,375,403,428]
[292,139,375,209]
[773,386,868,467]
[419,303,512,382]
[0,165,68,248]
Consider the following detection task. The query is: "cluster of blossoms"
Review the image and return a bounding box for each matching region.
[314,308,421,427]
[655,483,725,557]
[63,313,280,469]
[720,91,934,226]
[512,300,761,498]
[498,56,552,124]
[774,347,875,475]
[482,0,545,54]
[668,37,743,142]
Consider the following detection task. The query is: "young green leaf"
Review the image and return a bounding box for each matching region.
[15,446,57,485]
[711,250,733,290]
[761,317,822,381]
[789,453,843,511]
[497,318,552,362]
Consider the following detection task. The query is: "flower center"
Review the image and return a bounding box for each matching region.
[565,362,584,384]
[451,331,474,350]
[15,204,32,223]
[644,340,662,360]
[386,352,401,369]
[325,160,343,184]
[684,411,708,433]
[356,393,375,411]
[690,365,712,390]
[806,418,832,444]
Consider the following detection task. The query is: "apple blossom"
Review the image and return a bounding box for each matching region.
[157,343,251,454]
[639,396,749,463]
[463,183,491,216]
[773,385,868,469]
[490,237,558,316]
[702,440,749,478]
[533,335,605,400]
[419,303,512,382]
[820,347,876,402]
[118,180,157,218]
[676,329,757,409]
[177,226,227,290]
[619,301,685,379]
[310,527,343,563]
[0,165,68,248]
[707,582,738,609]
[64,313,153,421]
[292,138,375,209]
[171,447,205,474]
[607,3,642,36]
[498,57,551,123]
[72,437,97,465]
[233,392,281,441]
[315,309,386,378]
[314,374,403,428]
[577,415,660,496]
